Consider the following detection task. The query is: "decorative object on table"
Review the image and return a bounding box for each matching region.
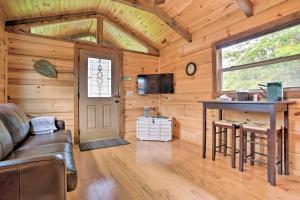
[185,62,197,76]
[33,59,57,78]
[144,106,151,117]
[259,82,283,101]
[216,94,232,101]
[237,90,253,101]
[30,116,57,135]
[267,82,283,101]
[136,116,172,142]
[258,84,268,98]
[253,94,258,101]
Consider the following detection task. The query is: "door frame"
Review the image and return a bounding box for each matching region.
[74,43,124,144]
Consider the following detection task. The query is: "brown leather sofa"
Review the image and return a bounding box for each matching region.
[0,103,78,200]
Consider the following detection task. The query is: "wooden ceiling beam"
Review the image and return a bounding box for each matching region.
[97,16,104,46]
[234,0,253,17]
[5,24,30,34]
[69,33,117,49]
[154,0,165,5]
[69,32,95,39]
[102,13,159,56]
[112,0,192,42]
[112,0,154,12]
[5,11,98,26]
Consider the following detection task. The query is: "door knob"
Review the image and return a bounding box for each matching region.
[115,100,119,103]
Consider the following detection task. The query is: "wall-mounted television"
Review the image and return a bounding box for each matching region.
[137,73,174,95]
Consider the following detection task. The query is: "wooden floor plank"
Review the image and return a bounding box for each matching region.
[68,136,300,200]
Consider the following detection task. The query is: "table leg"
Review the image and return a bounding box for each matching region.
[218,109,223,120]
[239,126,244,172]
[218,110,223,153]
[277,129,283,175]
[268,105,276,186]
[284,109,289,175]
[202,103,207,158]
[224,128,228,156]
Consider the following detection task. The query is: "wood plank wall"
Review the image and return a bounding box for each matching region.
[5,33,159,140]
[0,13,7,103]
[159,0,300,176]
[7,33,75,133]
[123,51,159,136]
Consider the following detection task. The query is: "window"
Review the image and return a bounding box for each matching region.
[216,22,300,92]
[87,57,112,97]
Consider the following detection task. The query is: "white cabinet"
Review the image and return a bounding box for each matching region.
[136,117,172,142]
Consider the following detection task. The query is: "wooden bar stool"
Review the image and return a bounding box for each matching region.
[239,123,283,186]
[212,120,246,168]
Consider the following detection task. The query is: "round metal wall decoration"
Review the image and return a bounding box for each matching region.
[186,62,197,76]
[33,60,57,78]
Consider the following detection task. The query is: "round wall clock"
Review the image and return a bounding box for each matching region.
[186,62,197,76]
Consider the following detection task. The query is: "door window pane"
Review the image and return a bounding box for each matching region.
[88,58,112,97]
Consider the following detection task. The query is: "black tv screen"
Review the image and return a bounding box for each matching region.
[138,73,174,95]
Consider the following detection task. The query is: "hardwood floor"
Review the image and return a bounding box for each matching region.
[68,136,300,200]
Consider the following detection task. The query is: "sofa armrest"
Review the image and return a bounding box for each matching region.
[56,120,65,130]
[0,155,67,200]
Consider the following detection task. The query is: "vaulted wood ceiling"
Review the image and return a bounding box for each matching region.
[0,0,255,54]
[30,18,149,53]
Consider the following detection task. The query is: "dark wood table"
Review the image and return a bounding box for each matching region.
[200,100,295,186]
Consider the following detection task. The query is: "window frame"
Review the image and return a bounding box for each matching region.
[212,17,300,99]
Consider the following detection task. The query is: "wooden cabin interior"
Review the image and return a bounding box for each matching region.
[0,0,300,199]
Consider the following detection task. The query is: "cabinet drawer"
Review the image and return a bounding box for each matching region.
[160,120,172,124]
[160,135,172,141]
[149,131,160,136]
[149,124,160,129]
[138,127,149,132]
[138,135,150,140]
[138,132,149,136]
[138,121,150,126]
[160,131,171,136]
[149,135,160,140]
[138,124,149,128]
[160,124,171,129]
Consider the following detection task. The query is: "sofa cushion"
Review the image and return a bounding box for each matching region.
[0,121,13,160]
[30,116,58,135]
[7,143,78,192]
[8,143,72,159]
[0,104,30,147]
[18,130,72,150]
[3,103,30,125]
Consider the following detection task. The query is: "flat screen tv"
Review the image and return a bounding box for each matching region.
[138,73,174,95]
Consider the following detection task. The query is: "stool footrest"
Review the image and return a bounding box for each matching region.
[254,136,267,140]
[246,152,268,158]
[244,139,268,147]
[245,157,267,165]
[254,152,268,157]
